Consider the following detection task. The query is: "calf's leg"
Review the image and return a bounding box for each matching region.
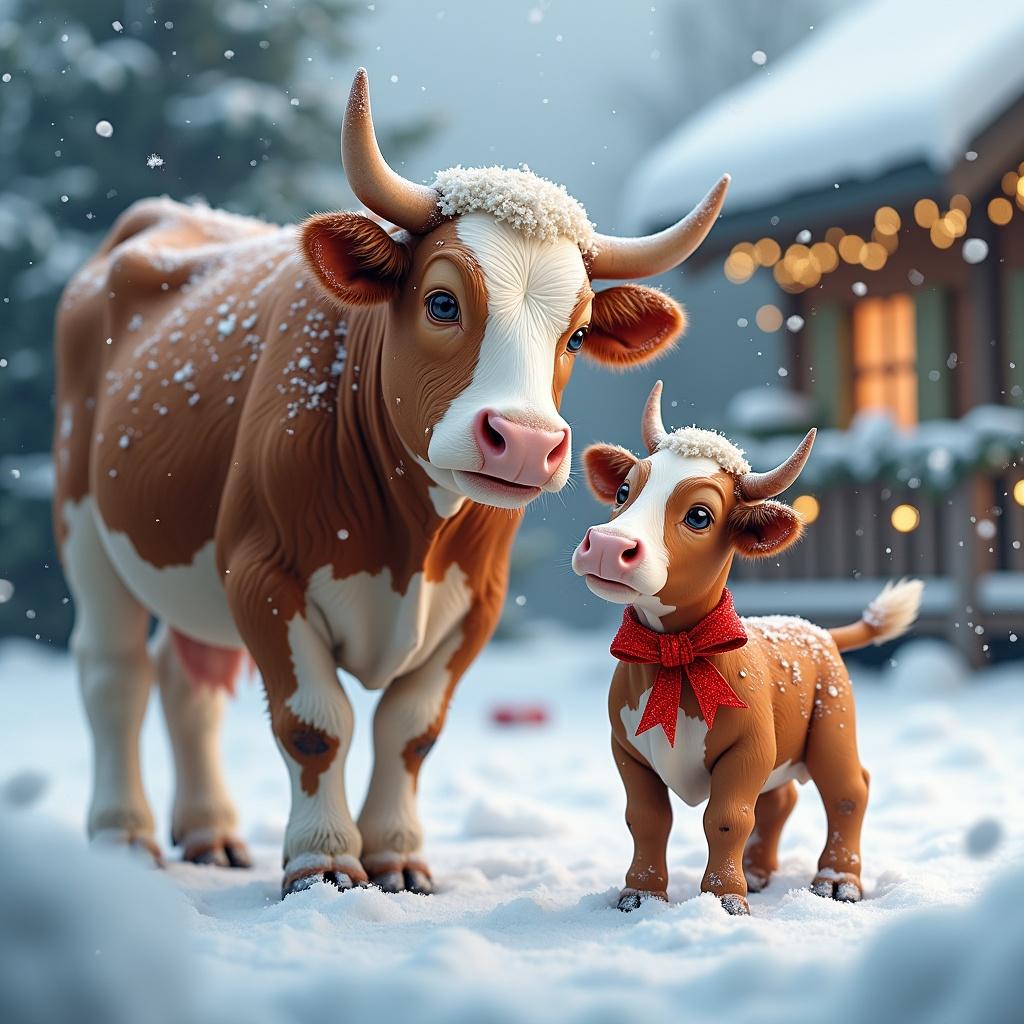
[61,499,160,862]
[702,746,772,915]
[743,781,797,891]
[153,627,249,867]
[612,736,673,910]
[805,699,869,902]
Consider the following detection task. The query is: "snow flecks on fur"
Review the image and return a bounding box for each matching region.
[863,578,924,645]
[656,426,751,476]
[432,165,596,254]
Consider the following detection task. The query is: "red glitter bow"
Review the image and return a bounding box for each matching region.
[610,589,748,745]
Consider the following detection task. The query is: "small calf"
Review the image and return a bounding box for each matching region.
[573,382,922,915]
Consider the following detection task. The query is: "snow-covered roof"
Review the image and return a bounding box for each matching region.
[623,0,1024,230]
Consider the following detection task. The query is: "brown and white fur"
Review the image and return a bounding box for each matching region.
[53,70,730,896]
[573,382,922,915]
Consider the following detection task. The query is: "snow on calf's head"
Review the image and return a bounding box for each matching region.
[574,381,815,618]
[298,68,728,512]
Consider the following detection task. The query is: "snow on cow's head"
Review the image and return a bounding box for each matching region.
[299,69,729,513]
[573,381,816,622]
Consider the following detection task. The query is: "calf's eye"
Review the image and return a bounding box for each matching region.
[567,326,589,353]
[615,481,630,505]
[683,505,712,530]
[426,291,460,323]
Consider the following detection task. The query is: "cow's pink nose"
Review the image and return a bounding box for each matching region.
[475,411,569,487]
[575,528,643,582]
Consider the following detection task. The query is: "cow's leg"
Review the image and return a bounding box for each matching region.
[357,633,463,894]
[612,735,673,911]
[153,628,249,867]
[805,696,869,903]
[743,781,798,892]
[701,746,772,915]
[61,499,160,862]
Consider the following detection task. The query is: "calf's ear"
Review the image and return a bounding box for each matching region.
[300,212,411,306]
[582,443,639,504]
[583,284,685,369]
[728,500,805,559]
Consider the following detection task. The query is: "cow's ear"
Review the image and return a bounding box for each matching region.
[583,285,685,369]
[728,500,805,559]
[300,212,411,306]
[582,443,638,504]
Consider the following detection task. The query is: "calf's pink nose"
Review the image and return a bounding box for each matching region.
[575,528,643,582]
[475,411,569,487]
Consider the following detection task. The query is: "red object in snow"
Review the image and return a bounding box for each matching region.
[490,703,550,726]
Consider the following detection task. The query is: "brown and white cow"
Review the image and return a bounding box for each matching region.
[573,382,923,914]
[52,69,731,896]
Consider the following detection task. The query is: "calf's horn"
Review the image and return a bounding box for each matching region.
[738,429,817,501]
[641,380,668,454]
[342,68,441,234]
[589,174,730,280]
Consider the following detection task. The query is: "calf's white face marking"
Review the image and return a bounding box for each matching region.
[426,213,586,501]
[574,450,721,607]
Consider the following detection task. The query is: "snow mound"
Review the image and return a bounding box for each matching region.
[432,165,596,253]
[463,794,566,838]
[0,812,195,1024]
[889,638,971,695]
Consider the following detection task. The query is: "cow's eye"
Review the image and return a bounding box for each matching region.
[567,326,589,353]
[683,505,713,531]
[426,291,460,323]
[615,481,630,505]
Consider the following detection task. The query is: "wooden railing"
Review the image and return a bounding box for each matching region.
[730,469,1024,663]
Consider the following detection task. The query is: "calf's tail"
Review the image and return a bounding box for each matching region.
[829,578,924,653]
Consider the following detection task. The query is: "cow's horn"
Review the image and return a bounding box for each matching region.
[641,380,668,454]
[738,429,817,501]
[342,68,440,233]
[589,174,730,280]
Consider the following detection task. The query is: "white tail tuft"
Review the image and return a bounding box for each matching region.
[862,578,924,645]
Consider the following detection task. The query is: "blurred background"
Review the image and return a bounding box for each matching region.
[1,0,1021,664]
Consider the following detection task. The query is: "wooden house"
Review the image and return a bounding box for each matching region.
[623,0,1024,661]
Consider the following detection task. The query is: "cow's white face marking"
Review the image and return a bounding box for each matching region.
[426,213,586,499]
[575,450,720,607]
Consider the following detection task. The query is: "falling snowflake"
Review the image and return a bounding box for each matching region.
[146,153,165,169]
[95,120,114,138]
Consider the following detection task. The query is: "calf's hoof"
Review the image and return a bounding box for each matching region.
[181,831,252,869]
[811,873,862,903]
[743,867,771,893]
[366,859,434,895]
[617,888,668,912]
[720,893,750,916]
[281,854,368,899]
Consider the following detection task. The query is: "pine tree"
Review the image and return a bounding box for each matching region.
[0,0,422,643]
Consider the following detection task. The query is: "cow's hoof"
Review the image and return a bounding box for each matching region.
[283,870,360,897]
[369,865,434,896]
[281,854,368,899]
[617,888,667,912]
[811,873,862,903]
[720,893,751,916]
[182,834,252,869]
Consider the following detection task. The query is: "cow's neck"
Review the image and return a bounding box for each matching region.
[332,302,522,583]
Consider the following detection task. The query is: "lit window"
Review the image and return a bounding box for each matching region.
[851,294,918,428]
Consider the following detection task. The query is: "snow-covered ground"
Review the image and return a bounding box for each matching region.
[1,631,1022,1024]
